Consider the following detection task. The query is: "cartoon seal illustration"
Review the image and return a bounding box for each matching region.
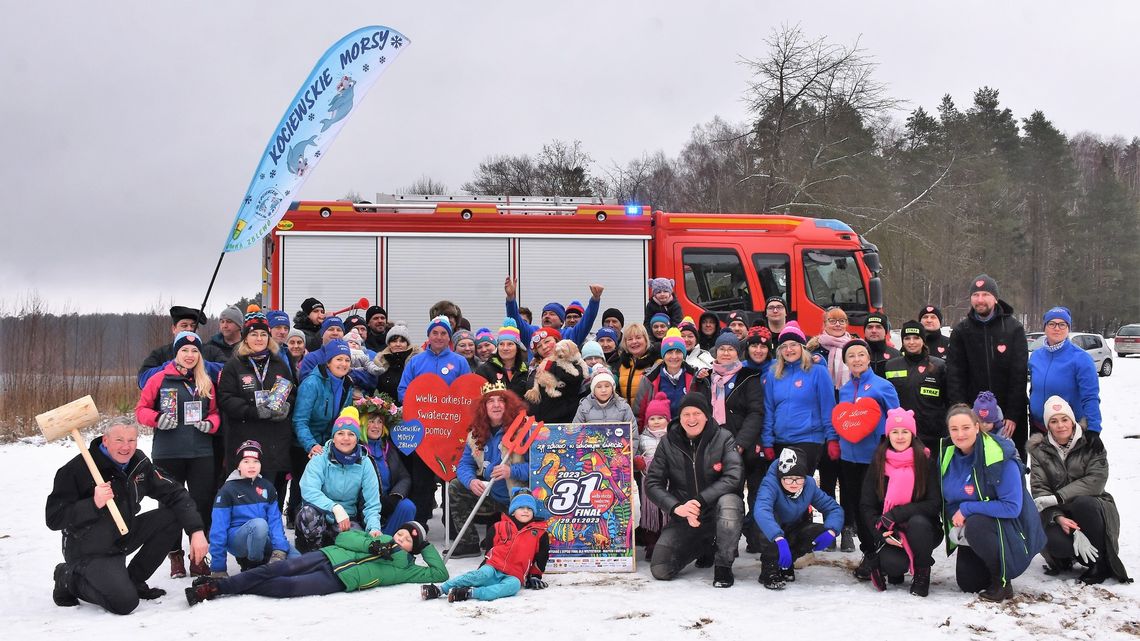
[286,136,317,176]
[320,75,356,132]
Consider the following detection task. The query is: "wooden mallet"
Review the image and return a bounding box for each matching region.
[36,395,129,535]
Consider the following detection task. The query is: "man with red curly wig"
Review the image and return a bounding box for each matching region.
[448,382,531,558]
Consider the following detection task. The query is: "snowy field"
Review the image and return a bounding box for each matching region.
[3,355,1139,639]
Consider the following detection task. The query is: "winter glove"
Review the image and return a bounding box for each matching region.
[875,514,897,533]
[368,539,397,560]
[763,447,776,462]
[269,550,287,564]
[633,456,647,472]
[1034,494,1060,512]
[525,576,548,590]
[210,571,228,579]
[948,526,970,547]
[1072,529,1099,565]
[193,420,213,433]
[350,350,370,369]
[775,538,793,569]
[269,402,291,421]
[812,530,837,552]
[256,405,274,420]
[156,413,179,430]
[827,440,841,461]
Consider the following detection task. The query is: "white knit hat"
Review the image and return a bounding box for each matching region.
[1042,395,1076,425]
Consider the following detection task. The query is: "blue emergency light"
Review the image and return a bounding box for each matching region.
[626,204,642,216]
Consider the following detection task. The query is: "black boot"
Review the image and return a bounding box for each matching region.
[421,584,442,600]
[448,541,483,559]
[782,567,796,583]
[448,586,472,602]
[52,563,78,607]
[760,562,785,590]
[910,566,930,597]
[978,579,1013,602]
[1078,560,1112,585]
[135,582,166,600]
[712,565,734,588]
[184,578,220,606]
[853,553,876,581]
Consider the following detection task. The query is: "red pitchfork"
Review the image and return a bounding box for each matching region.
[445,411,543,563]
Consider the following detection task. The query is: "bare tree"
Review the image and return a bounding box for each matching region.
[399,175,450,195]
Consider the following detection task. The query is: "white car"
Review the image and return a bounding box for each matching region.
[1115,324,1140,357]
[1029,332,1113,377]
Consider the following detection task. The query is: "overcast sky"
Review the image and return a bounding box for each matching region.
[2,1,1137,315]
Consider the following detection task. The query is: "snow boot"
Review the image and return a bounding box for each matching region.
[869,566,886,591]
[910,567,930,597]
[712,565,735,588]
[840,527,856,553]
[853,553,876,581]
[169,551,187,579]
[448,586,472,603]
[135,581,166,600]
[978,579,1013,603]
[189,556,211,577]
[888,574,905,585]
[1078,560,1112,585]
[421,584,442,600]
[52,563,78,607]
[782,567,796,583]
[184,578,220,606]
[760,563,786,590]
[448,541,483,559]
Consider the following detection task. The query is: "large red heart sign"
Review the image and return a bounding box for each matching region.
[402,373,486,481]
[831,396,882,443]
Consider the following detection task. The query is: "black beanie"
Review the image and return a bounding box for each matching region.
[301,297,324,315]
[776,447,809,479]
[169,305,207,325]
[901,320,923,338]
[864,312,889,331]
[366,305,387,322]
[841,338,870,362]
[970,274,999,297]
[602,308,625,325]
[677,391,712,420]
[396,521,429,555]
[918,305,943,323]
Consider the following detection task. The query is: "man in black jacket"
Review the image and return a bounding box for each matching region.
[136,306,227,388]
[645,392,744,588]
[863,312,901,377]
[919,305,951,358]
[883,321,949,444]
[945,275,1029,456]
[45,421,208,615]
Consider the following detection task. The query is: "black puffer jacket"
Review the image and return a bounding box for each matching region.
[372,345,420,401]
[45,437,204,559]
[217,352,297,473]
[883,353,949,444]
[858,455,942,548]
[866,339,901,378]
[719,366,766,453]
[923,330,951,360]
[645,419,742,518]
[293,311,324,353]
[945,299,1028,435]
[476,356,529,399]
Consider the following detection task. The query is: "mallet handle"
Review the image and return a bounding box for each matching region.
[72,430,129,535]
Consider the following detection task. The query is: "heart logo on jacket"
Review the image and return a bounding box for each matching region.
[712,461,723,473]
[831,397,881,443]
[402,373,486,481]
[997,344,1006,353]
[795,380,803,388]
[965,484,975,497]
[589,489,615,513]
[937,347,946,354]
[917,366,926,374]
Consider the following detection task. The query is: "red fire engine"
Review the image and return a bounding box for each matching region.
[263,195,882,338]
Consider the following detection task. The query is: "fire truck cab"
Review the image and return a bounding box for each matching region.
[263,195,882,338]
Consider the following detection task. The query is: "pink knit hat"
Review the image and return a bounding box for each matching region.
[645,392,672,421]
[777,321,807,346]
[885,407,916,435]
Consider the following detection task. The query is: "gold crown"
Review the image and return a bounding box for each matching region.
[481,380,508,395]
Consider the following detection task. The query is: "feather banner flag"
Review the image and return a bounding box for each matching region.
[223,26,409,251]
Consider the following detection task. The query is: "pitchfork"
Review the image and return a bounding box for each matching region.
[445,411,542,563]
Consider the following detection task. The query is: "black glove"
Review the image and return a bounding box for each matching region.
[256,405,273,420]
[876,513,897,533]
[368,539,396,560]
[270,402,292,421]
[524,576,547,590]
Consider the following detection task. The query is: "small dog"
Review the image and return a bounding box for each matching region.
[525,340,588,403]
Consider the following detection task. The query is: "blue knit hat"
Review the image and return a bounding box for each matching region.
[427,315,452,337]
[320,317,344,334]
[541,302,566,322]
[509,488,537,515]
[713,330,740,355]
[582,340,604,360]
[973,391,1004,426]
[1043,306,1072,328]
[266,310,290,328]
[324,339,351,362]
[595,327,620,344]
[173,331,203,352]
[649,312,671,327]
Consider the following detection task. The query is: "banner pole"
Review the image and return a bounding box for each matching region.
[444,482,451,556]
[199,252,226,313]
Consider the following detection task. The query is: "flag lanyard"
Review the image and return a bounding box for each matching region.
[249,357,269,389]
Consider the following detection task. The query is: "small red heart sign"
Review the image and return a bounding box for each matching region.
[402,373,486,481]
[831,396,882,443]
[589,489,615,512]
[975,280,985,288]
[978,408,989,419]
[997,344,1007,353]
[1052,403,1062,411]
[918,365,926,374]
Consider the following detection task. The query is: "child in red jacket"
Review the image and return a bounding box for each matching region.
[422,489,550,602]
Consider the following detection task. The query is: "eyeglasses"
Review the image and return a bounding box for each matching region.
[1045,321,1068,329]
[766,304,785,311]
[826,319,847,326]
[781,477,806,485]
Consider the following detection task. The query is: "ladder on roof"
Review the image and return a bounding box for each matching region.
[363,193,621,214]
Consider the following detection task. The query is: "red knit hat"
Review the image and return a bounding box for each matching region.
[645,392,672,421]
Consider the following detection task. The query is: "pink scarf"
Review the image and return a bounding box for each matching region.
[817,332,851,389]
[711,361,743,424]
[883,447,920,574]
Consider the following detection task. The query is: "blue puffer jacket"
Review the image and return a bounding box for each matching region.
[506,296,599,348]
[208,471,290,571]
[836,369,900,464]
[939,431,1046,585]
[396,347,470,403]
[455,428,531,507]
[761,364,837,448]
[1028,340,1101,432]
[300,442,382,534]
[753,463,844,541]
[293,365,355,452]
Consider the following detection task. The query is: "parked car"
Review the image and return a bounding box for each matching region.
[1115,324,1140,358]
[1029,332,1113,377]
[1026,331,1044,345]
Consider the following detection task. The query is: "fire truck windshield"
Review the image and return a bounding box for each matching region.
[802,249,868,312]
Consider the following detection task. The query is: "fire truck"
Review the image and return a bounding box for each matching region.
[263,195,883,338]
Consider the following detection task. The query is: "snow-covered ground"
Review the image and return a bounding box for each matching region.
[3,357,1139,639]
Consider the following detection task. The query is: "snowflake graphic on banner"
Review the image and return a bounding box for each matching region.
[362,63,369,72]
[269,169,277,178]
[244,195,252,205]
[307,113,315,121]
[314,151,321,158]
[378,56,386,64]
[390,35,402,48]
[284,190,291,196]
[259,173,265,179]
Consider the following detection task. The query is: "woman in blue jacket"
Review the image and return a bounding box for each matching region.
[940,404,1045,602]
[837,339,900,570]
[295,407,383,552]
[761,323,837,474]
[753,447,845,589]
[1028,307,1102,434]
[357,397,417,536]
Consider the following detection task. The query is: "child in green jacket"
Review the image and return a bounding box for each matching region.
[186,522,446,604]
